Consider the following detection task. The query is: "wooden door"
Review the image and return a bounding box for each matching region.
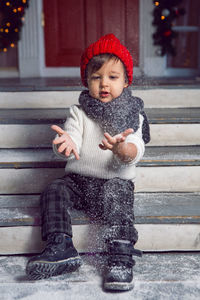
[43,0,139,67]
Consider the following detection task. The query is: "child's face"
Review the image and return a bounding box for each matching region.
[87,58,128,103]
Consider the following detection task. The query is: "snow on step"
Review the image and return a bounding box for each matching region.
[0,192,200,254]
[0,254,200,300]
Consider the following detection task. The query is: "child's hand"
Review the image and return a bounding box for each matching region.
[99,128,133,150]
[99,128,137,162]
[51,125,80,160]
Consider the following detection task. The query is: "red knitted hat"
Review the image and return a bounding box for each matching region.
[80,34,133,87]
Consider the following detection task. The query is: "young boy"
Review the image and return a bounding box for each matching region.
[26,34,150,291]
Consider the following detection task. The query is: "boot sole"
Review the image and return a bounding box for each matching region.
[104,280,134,291]
[26,256,82,280]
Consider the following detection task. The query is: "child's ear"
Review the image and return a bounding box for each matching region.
[124,82,128,88]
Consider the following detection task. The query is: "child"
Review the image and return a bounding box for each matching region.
[26,34,150,291]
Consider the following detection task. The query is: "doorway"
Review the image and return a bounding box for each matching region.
[43,0,139,68]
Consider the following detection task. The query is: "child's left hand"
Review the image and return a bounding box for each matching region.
[99,128,137,162]
[99,128,133,150]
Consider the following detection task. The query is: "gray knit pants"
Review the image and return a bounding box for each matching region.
[40,173,138,244]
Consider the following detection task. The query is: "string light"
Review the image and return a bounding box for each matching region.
[154,1,159,6]
[161,15,165,20]
[0,0,29,52]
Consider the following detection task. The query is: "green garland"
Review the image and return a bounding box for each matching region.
[152,0,185,56]
[0,0,29,52]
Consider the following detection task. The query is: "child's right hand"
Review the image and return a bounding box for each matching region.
[51,125,80,160]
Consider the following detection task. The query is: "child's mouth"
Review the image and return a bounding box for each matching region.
[100,91,109,98]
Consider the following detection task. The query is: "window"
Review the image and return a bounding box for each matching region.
[167,0,199,70]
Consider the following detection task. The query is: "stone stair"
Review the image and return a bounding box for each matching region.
[0,87,200,255]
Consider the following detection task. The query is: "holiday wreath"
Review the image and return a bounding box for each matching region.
[152,0,185,56]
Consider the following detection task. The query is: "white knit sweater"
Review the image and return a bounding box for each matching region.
[53,105,145,182]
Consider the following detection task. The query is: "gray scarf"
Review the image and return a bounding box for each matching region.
[79,88,150,144]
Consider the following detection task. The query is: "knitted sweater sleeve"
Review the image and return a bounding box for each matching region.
[53,105,83,160]
[123,114,145,165]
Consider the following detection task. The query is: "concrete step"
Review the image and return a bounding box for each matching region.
[0,147,199,193]
[1,108,200,124]
[0,193,199,254]
[0,88,199,108]
[1,192,199,225]
[0,254,200,300]
[0,146,200,168]
[1,108,200,148]
[1,123,200,148]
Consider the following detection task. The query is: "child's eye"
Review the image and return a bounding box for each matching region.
[91,75,100,80]
[110,76,118,80]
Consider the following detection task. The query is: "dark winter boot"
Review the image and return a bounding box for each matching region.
[26,233,82,280]
[103,240,142,291]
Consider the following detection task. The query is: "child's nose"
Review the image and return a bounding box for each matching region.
[100,76,108,87]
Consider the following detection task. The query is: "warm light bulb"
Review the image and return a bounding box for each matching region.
[5,29,9,33]
[0,28,3,32]
[11,43,15,48]
[161,15,165,20]
[3,48,8,52]
[6,2,10,6]
[155,1,159,6]
[13,8,17,13]
[15,28,19,32]
[18,7,22,11]
[6,23,11,27]
[22,0,26,3]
